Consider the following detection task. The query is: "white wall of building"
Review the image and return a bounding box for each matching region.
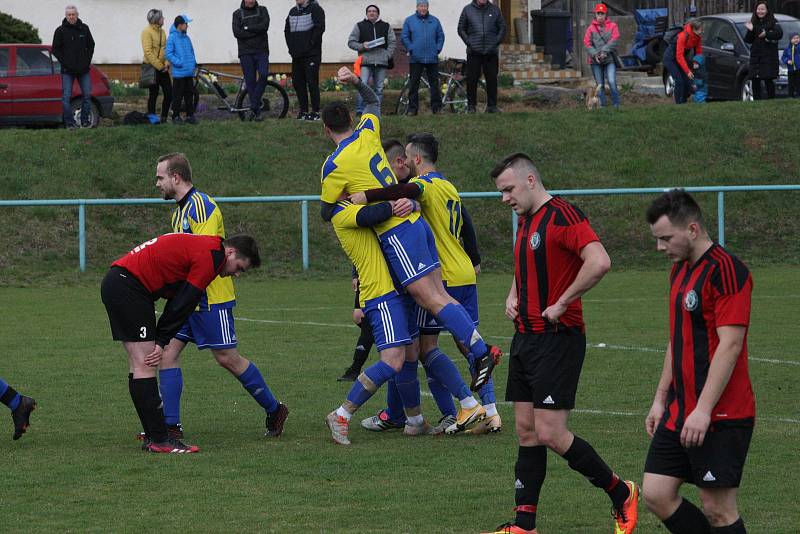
[4,0,476,64]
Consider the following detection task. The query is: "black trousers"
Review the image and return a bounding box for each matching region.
[789,71,800,97]
[408,62,442,113]
[466,51,499,108]
[751,77,775,99]
[147,69,172,118]
[171,76,194,117]
[292,55,321,113]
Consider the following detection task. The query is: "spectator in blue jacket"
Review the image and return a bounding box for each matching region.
[782,33,800,97]
[166,15,198,124]
[401,0,445,115]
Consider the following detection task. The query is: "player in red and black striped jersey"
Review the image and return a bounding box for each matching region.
[484,153,639,534]
[101,233,260,454]
[643,190,753,534]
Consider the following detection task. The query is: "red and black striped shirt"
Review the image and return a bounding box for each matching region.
[664,243,755,431]
[513,197,600,334]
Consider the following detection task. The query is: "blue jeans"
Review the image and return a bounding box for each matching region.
[62,71,92,126]
[356,65,386,114]
[590,62,620,107]
[240,52,270,112]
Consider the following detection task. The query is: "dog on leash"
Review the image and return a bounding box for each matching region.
[585,84,602,110]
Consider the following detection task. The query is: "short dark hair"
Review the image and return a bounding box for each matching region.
[321,102,352,133]
[157,152,193,183]
[223,234,261,268]
[645,189,705,228]
[382,139,405,161]
[366,4,380,14]
[490,152,539,180]
[406,133,438,163]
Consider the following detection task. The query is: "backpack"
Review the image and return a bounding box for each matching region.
[123,111,154,125]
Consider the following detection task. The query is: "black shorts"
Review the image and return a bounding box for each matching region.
[644,422,753,488]
[505,328,586,409]
[101,266,156,342]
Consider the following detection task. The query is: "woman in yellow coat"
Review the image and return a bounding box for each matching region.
[141,9,172,121]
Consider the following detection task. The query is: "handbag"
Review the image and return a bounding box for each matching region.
[139,63,156,88]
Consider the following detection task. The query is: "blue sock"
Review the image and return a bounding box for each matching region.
[395,360,421,413]
[385,378,406,423]
[424,364,457,417]
[158,368,183,426]
[423,348,471,401]
[0,379,21,412]
[437,303,488,357]
[346,360,396,409]
[469,355,497,405]
[238,362,279,414]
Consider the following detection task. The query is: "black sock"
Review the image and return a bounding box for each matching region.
[0,385,18,408]
[561,435,629,509]
[663,498,712,534]
[514,445,547,529]
[351,321,374,369]
[131,377,168,443]
[711,517,746,534]
[128,374,149,437]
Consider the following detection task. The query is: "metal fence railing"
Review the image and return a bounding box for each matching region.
[2,185,798,272]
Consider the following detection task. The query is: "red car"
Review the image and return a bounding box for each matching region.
[0,43,114,127]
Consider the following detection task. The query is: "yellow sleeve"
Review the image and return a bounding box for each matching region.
[357,113,381,138]
[141,29,164,70]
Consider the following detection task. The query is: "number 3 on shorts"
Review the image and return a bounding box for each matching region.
[139,326,147,339]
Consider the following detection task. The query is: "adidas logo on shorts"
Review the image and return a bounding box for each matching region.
[543,395,555,405]
[418,262,426,270]
[702,471,716,482]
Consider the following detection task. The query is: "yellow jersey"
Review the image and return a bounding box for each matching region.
[321,113,420,235]
[171,188,236,310]
[411,172,476,287]
[331,201,397,307]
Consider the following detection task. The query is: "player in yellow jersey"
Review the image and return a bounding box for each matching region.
[320,68,501,407]
[354,135,501,435]
[149,153,288,441]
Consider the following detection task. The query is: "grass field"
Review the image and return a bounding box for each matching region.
[2,268,798,533]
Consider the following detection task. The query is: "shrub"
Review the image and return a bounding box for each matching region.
[0,12,41,44]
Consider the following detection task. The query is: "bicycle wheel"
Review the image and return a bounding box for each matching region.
[445,79,468,113]
[395,80,411,115]
[235,80,290,120]
[475,80,488,112]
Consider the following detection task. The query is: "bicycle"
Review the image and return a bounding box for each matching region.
[192,65,289,120]
[395,58,487,115]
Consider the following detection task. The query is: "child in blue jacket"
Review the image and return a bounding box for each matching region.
[691,54,707,103]
[166,15,198,124]
[782,33,800,97]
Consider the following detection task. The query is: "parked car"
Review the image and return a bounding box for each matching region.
[662,13,800,101]
[0,43,114,127]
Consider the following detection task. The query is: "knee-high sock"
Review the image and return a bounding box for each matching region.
[237,362,279,414]
[424,364,457,418]
[0,379,21,412]
[351,320,374,369]
[468,353,496,407]
[515,445,548,530]
[422,348,471,401]
[344,360,396,413]
[662,498,712,534]
[385,378,407,423]
[395,360,421,417]
[131,377,168,443]
[128,373,149,435]
[561,435,630,511]
[158,368,183,426]
[436,303,488,357]
[711,518,746,534]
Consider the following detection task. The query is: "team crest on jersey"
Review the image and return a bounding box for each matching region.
[182,217,190,231]
[529,232,541,250]
[683,290,699,311]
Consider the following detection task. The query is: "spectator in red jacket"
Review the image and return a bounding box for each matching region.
[663,19,704,104]
[583,3,620,108]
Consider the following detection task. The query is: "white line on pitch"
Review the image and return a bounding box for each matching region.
[237,316,357,329]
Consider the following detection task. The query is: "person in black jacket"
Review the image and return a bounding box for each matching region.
[285,0,325,120]
[52,5,95,128]
[744,2,783,100]
[458,0,506,113]
[233,0,270,121]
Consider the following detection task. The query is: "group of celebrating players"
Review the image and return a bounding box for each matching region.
[2,65,756,534]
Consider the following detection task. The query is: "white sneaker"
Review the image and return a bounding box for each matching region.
[325,410,350,445]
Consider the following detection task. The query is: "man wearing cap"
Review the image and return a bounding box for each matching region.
[457,0,506,113]
[401,0,445,115]
[347,4,396,116]
[52,4,95,129]
[166,14,198,124]
[583,3,621,108]
[233,0,271,122]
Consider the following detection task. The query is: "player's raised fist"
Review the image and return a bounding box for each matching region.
[337,67,359,85]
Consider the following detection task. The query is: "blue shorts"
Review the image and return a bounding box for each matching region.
[175,308,237,350]
[364,292,418,352]
[416,284,479,335]
[379,219,440,287]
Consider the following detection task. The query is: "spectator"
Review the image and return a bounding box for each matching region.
[401,1,445,116]
[348,4,396,117]
[691,54,707,103]
[233,0,271,121]
[583,3,620,108]
[165,15,198,125]
[285,0,325,121]
[141,9,171,123]
[662,18,703,104]
[782,33,800,98]
[745,2,783,100]
[52,4,95,129]
[457,0,506,113]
